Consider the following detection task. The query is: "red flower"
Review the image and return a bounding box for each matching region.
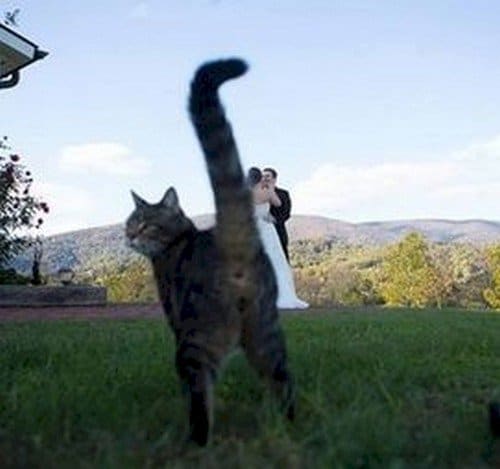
[10,154,20,162]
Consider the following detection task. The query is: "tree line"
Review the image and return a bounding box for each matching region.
[71,233,500,309]
[293,233,500,310]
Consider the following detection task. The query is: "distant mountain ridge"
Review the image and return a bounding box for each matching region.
[288,216,500,245]
[10,215,500,275]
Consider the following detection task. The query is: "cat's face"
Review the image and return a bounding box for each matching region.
[125,187,188,257]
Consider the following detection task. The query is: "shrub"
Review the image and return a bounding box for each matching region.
[0,136,48,265]
[483,244,500,310]
[379,233,441,308]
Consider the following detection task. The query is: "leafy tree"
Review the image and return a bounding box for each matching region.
[293,242,383,307]
[0,136,49,265]
[430,243,489,309]
[0,267,30,284]
[379,232,441,308]
[78,255,157,303]
[483,244,500,310]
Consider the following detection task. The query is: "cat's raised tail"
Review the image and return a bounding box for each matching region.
[190,58,248,99]
[189,58,248,177]
[189,58,260,311]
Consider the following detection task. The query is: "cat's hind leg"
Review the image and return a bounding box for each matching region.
[242,317,295,421]
[176,345,217,446]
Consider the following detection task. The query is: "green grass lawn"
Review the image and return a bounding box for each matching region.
[1,309,499,468]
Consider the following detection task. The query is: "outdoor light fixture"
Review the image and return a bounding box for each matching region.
[0,23,48,89]
[57,267,75,286]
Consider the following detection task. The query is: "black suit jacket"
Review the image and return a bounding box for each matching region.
[269,187,291,261]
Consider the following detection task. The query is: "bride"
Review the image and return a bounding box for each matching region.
[248,167,309,310]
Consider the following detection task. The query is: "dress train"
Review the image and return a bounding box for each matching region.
[254,203,309,310]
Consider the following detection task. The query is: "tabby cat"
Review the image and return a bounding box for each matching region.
[125,58,295,446]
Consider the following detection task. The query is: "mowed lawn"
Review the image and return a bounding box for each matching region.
[1,309,499,468]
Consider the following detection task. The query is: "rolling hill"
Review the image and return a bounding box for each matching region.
[9,215,500,276]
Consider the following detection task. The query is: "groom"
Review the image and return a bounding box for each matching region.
[262,167,291,262]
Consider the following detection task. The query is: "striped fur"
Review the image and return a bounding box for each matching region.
[125,58,294,446]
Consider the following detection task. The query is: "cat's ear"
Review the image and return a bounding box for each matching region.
[161,187,180,210]
[131,190,148,208]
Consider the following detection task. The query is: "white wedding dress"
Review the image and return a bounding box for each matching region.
[254,203,309,310]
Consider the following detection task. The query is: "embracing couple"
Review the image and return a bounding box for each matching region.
[248,167,308,310]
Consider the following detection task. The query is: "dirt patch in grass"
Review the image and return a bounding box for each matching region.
[0,303,164,321]
[0,304,337,322]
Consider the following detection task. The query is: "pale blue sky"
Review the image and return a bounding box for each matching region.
[2,0,500,234]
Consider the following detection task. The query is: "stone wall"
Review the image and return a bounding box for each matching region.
[0,285,107,307]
